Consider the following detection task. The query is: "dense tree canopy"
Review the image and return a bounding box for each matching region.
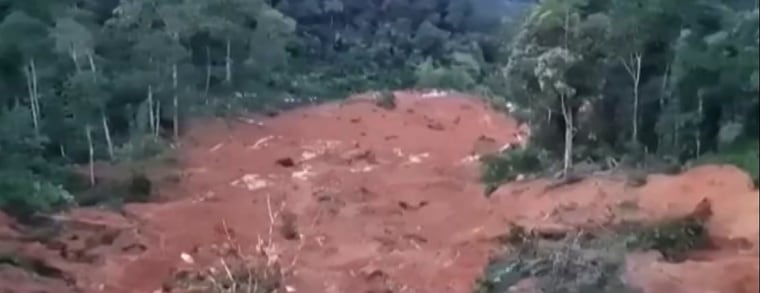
[500,0,758,173]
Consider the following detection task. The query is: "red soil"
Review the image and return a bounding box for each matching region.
[0,91,757,293]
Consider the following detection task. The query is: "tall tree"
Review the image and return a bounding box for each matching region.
[0,11,54,136]
[504,0,611,174]
[159,1,197,141]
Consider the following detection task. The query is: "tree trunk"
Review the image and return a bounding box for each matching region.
[155,101,161,137]
[172,63,179,142]
[621,53,643,144]
[29,59,41,136]
[657,62,671,152]
[696,94,704,158]
[24,61,39,136]
[148,85,155,135]
[88,52,97,76]
[30,60,39,115]
[70,47,81,72]
[102,113,114,160]
[560,93,574,176]
[60,144,67,158]
[659,62,671,109]
[674,118,680,151]
[225,38,232,85]
[204,46,211,103]
[85,125,95,187]
[631,53,642,144]
[560,1,573,176]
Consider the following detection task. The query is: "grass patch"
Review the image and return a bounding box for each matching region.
[476,202,711,293]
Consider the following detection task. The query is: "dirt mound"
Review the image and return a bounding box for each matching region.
[0,91,756,293]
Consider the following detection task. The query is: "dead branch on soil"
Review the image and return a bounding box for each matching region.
[478,199,714,293]
[170,193,314,293]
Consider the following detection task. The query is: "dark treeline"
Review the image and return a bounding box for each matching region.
[0,0,756,218]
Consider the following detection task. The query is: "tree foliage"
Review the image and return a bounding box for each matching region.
[499,0,758,174]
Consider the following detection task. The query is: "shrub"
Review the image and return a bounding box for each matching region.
[0,170,74,222]
[115,135,171,163]
[480,148,548,186]
[375,90,397,110]
[694,139,759,187]
[414,59,476,91]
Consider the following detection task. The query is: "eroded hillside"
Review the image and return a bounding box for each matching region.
[0,92,757,293]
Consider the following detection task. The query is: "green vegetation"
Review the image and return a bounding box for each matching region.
[415,58,477,91]
[480,147,548,192]
[482,0,758,185]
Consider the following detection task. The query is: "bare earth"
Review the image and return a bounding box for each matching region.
[0,91,757,293]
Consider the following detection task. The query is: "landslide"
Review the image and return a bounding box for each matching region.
[0,91,756,293]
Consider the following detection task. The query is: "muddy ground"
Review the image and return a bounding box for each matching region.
[0,91,757,293]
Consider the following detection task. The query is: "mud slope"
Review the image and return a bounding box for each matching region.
[109,91,523,293]
[1,91,757,293]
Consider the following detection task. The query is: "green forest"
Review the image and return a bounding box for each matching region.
[0,0,757,219]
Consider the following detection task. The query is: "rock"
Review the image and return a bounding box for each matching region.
[276,157,296,168]
[180,252,194,264]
